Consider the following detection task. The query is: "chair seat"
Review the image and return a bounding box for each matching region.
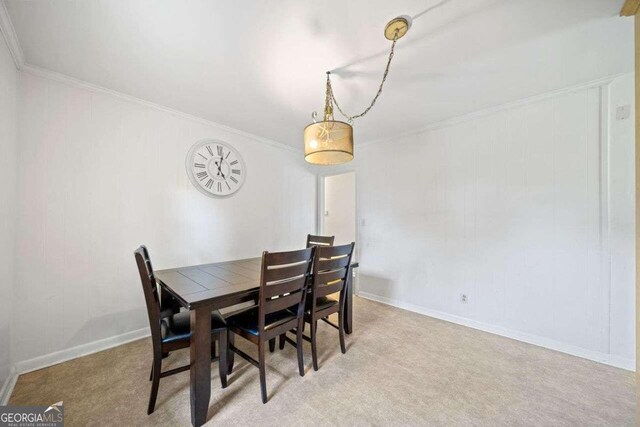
[160,310,226,343]
[226,307,297,336]
[305,295,338,312]
[159,307,175,319]
[287,295,339,317]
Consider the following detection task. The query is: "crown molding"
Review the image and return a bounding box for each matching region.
[0,1,299,154]
[2,1,631,155]
[358,72,633,150]
[21,64,300,154]
[0,1,24,69]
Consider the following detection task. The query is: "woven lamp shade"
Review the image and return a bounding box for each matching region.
[303,120,353,165]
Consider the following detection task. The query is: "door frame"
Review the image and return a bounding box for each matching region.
[619,0,639,388]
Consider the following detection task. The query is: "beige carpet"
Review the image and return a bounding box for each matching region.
[9,297,636,426]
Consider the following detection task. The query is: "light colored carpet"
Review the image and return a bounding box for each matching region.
[9,297,636,426]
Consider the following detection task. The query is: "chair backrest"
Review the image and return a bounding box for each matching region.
[258,247,315,338]
[134,246,163,350]
[310,243,355,312]
[306,234,335,248]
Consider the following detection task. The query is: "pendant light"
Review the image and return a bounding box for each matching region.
[304,15,412,165]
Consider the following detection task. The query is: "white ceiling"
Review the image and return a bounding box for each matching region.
[5,0,634,148]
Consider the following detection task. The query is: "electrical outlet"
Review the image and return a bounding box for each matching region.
[616,105,631,121]
[461,294,468,303]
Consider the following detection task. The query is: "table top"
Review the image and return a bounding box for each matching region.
[155,256,359,310]
[155,257,263,309]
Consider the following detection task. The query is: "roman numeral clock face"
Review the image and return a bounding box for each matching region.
[186,140,246,198]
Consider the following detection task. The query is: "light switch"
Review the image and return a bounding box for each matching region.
[616,105,631,121]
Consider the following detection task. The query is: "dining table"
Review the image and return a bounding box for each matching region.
[154,256,359,427]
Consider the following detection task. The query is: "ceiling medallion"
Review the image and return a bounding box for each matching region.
[304,15,412,165]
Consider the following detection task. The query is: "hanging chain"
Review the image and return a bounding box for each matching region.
[323,72,334,121]
[327,30,399,123]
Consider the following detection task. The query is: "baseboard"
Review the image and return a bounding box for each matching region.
[357,292,635,372]
[0,367,18,405]
[0,327,151,404]
[14,327,150,375]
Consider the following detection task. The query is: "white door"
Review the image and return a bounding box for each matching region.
[321,172,356,246]
[321,171,357,292]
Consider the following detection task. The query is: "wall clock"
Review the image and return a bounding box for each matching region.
[185,139,246,198]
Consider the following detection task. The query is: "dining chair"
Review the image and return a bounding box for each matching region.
[139,245,181,320]
[225,247,315,403]
[306,234,335,248]
[304,242,355,370]
[301,234,335,345]
[134,246,228,415]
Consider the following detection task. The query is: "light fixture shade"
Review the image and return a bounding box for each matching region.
[303,120,354,165]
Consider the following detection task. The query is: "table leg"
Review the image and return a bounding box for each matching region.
[344,266,353,335]
[190,307,211,427]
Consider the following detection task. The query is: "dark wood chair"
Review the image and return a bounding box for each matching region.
[134,246,228,415]
[304,242,355,370]
[138,246,181,320]
[225,247,315,403]
[306,234,335,248]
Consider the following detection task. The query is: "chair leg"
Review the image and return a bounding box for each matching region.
[338,308,346,354]
[311,319,319,371]
[258,340,268,404]
[147,355,162,415]
[218,331,228,389]
[211,339,217,358]
[269,338,275,353]
[296,321,305,376]
[227,332,235,374]
[279,333,286,350]
[149,363,153,381]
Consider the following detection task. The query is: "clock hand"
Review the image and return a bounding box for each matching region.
[219,156,226,179]
[215,158,226,179]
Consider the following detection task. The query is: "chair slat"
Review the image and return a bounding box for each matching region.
[315,268,346,285]
[314,305,339,319]
[263,276,307,299]
[306,234,334,248]
[318,255,350,272]
[264,261,309,283]
[264,318,299,340]
[265,291,304,314]
[317,243,352,257]
[266,248,314,265]
[315,280,344,298]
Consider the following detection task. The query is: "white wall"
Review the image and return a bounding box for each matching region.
[0,32,17,389]
[354,74,635,370]
[12,71,316,364]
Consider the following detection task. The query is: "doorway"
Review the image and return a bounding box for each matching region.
[318,171,357,291]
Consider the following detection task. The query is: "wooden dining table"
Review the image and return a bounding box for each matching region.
[154,256,358,427]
